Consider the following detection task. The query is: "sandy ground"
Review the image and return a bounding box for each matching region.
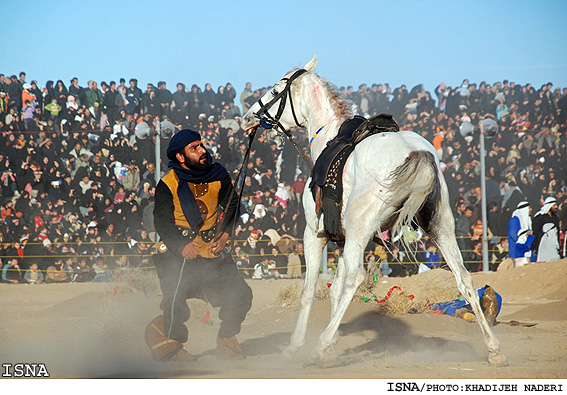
[1,259,566,380]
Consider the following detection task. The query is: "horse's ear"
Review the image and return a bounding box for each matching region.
[304,54,318,72]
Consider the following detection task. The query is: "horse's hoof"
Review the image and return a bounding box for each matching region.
[302,356,324,368]
[282,347,297,361]
[325,347,338,361]
[488,352,509,367]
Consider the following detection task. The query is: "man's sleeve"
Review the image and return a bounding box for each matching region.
[217,175,240,234]
[2,265,9,282]
[507,218,519,243]
[153,180,188,257]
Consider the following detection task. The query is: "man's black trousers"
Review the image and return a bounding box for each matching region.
[155,252,253,343]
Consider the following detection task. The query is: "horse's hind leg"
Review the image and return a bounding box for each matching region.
[283,225,328,359]
[431,203,508,366]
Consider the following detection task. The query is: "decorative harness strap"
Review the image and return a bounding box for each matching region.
[254,69,314,170]
[254,68,307,133]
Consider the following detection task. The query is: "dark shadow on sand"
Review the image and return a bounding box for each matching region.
[337,311,482,363]
[239,331,291,357]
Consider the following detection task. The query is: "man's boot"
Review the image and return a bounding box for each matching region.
[480,285,500,327]
[145,315,197,362]
[216,336,245,360]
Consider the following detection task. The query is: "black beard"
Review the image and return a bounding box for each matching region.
[183,152,211,171]
[188,161,211,171]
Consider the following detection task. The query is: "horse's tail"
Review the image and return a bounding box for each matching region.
[384,150,441,240]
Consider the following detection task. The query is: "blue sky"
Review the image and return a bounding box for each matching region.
[2,0,566,98]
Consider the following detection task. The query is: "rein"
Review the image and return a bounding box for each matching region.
[286,133,314,171]
[214,128,258,251]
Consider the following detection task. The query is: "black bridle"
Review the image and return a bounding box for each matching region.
[253,68,313,170]
[254,68,307,137]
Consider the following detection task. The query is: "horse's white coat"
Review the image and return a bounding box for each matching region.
[242,55,507,366]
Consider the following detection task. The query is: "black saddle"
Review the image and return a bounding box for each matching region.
[311,116,366,187]
[309,113,400,241]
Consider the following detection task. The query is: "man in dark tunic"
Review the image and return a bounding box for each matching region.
[146,129,252,362]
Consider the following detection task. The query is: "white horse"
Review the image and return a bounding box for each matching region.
[241,55,507,367]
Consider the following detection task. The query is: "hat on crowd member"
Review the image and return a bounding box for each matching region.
[536,197,557,217]
[166,129,201,161]
[512,201,532,243]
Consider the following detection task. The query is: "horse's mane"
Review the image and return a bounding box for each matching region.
[312,73,357,120]
[288,68,356,121]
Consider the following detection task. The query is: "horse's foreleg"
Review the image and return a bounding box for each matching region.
[434,217,508,366]
[283,227,327,360]
[308,238,366,365]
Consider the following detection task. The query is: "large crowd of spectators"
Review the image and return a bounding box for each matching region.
[0,71,566,284]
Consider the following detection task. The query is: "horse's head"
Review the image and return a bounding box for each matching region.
[242,55,318,141]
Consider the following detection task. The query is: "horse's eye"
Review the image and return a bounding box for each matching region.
[272,89,279,96]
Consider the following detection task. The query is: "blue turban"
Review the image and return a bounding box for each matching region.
[166,129,201,161]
